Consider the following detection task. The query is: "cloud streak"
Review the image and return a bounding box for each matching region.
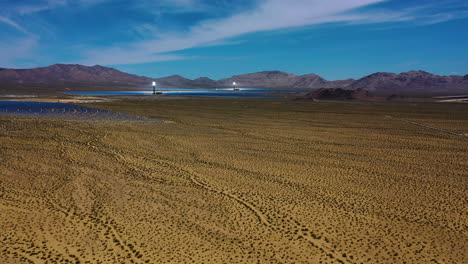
[81,0,384,65]
[0,16,31,34]
[84,0,468,65]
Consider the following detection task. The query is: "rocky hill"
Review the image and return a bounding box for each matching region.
[156,75,193,87]
[217,71,354,89]
[193,77,217,87]
[349,71,468,95]
[0,64,151,85]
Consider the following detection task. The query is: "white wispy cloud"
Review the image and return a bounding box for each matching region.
[0,0,105,34]
[81,0,385,65]
[84,0,468,65]
[13,0,67,15]
[0,16,31,34]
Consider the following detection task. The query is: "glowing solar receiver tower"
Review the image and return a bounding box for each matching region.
[233,81,239,91]
[152,81,156,95]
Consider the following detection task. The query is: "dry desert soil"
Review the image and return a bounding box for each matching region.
[1,99,467,264]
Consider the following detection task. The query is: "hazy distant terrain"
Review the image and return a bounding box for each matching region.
[1,64,467,95]
[1,99,466,263]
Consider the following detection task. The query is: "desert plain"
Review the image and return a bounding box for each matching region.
[0,98,467,263]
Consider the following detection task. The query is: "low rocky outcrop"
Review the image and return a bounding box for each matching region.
[298,88,369,101]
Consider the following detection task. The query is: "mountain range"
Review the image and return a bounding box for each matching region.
[1,64,467,95]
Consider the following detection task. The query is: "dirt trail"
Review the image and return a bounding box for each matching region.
[179,165,354,264]
[386,115,468,137]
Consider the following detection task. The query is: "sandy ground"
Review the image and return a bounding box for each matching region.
[0,99,467,264]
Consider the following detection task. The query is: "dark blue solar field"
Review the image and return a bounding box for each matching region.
[65,88,309,97]
[0,101,158,124]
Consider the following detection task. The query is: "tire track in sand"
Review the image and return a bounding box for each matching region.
[171,162,353,264]
[45,197,147,264]
[385,116,468,138]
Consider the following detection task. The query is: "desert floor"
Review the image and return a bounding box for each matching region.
[1,99,467,264]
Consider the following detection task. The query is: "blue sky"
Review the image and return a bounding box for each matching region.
[1,0,467,80]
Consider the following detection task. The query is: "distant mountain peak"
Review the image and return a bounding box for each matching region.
[194,77,214,81]
[155,74,193,86]
[366,72,396,77]
[167,74,185,78]
[259,70,291,75]
[298,73,321,77]
[401,70,434,76]
[404,70,430,73]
